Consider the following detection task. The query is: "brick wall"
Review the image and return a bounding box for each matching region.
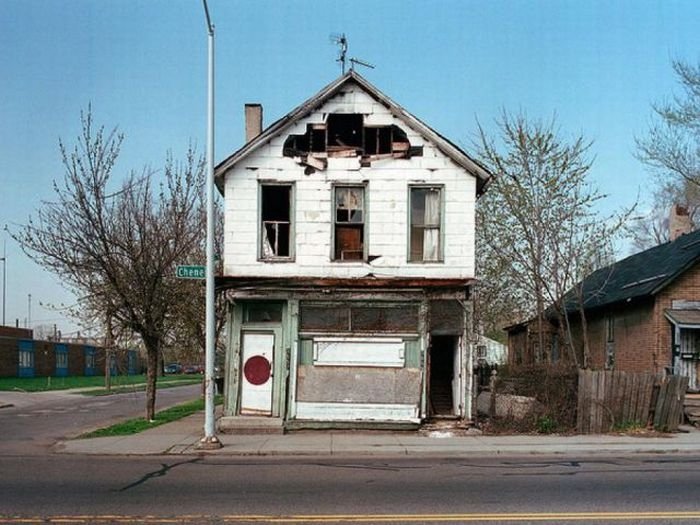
[0,334,115,378]
[0,337,19,376]
[654,262,700,370]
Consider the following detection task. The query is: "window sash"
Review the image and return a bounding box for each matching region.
[260,184,293,259]
[410,187,442,262]
[333,186,365,261]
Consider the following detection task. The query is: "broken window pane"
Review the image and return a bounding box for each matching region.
[410,187,441,262]
[261,185,292,258]
[334,186,365,261]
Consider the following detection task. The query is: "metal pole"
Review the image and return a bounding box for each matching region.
[1,239,6,326]
[199,0,221,449]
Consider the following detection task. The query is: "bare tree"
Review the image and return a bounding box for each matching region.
[629,170,700,250]
[13,111,206,420]
[637,59,700,189]
[633,59,700,249]
[475,112,630,366]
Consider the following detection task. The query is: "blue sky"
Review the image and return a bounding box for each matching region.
[1,0,699,334]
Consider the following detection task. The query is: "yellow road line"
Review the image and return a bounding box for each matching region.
[4,512,700,523]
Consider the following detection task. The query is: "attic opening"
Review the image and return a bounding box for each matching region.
[282,113,421,168]
[260,185,291,259]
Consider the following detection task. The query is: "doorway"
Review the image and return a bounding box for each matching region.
[428,335,460,417]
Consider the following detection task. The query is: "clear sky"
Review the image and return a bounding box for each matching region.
[1,0,699,335]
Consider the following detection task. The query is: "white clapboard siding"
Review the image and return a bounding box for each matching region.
[222,84,478,279]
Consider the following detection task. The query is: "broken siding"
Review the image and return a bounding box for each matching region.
[223,84,476,279]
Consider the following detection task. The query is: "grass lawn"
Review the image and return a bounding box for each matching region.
[78,395,222,438]
[0,374,201,393]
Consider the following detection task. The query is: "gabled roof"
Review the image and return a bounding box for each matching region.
[214,70,492,194]
[567,228,700,312]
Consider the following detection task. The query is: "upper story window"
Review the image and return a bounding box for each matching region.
[409,186,442,262]
[260,184,293,260]
[333,186,365,261]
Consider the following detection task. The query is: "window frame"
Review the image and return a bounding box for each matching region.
[407,184,445,263]
[331,183,368,262]
[258,182,295,262]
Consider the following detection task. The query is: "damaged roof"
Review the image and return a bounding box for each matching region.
[214,70,492,194]
[565,228,700,312]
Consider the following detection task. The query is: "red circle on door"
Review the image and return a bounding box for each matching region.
[243,355,271,385]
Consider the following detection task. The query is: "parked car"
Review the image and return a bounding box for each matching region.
[164,363,182,374]
[183,364,204,374]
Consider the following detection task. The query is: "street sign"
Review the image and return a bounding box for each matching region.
[176,265,205,280]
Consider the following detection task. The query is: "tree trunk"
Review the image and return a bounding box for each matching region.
[144,338,159,421]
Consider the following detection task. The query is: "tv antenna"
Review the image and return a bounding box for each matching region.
[330,33,375,74]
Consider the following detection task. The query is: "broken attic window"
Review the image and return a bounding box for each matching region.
[260,185,291,259]
[282,114,419,162]
[327,114,363,150]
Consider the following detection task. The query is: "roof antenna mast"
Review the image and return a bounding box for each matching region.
[331,33,348,74]
[331,33,375,75]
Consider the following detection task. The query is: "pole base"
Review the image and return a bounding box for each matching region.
[196,435,223,450]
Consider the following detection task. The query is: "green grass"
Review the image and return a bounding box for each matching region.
[0,374,200,392]
[78,396,222,438]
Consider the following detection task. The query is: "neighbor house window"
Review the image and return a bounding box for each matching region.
[333,186,365,261]
[260,184,293,259]
[605,315,615,369]
[409,186,442,262]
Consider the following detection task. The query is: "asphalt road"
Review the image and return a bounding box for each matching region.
[0,382,201,455]
[2,454,700,523]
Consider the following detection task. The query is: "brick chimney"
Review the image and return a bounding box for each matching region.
[670,204,692,241]
[245,104,263,143]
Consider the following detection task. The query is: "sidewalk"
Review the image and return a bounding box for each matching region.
[54,413,700,457]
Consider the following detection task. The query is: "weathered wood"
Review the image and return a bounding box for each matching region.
[577,370,688,434]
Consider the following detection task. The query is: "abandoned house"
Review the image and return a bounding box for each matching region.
[214,71,491,430]
[506,207,700,391]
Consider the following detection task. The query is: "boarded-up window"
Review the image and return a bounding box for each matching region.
[352,306,419,332]
[334,186,365,261]
[410,187,442,262]
[429,300,464,334]
[300,305,350,331]
[300,303,418,334]
[261,185,292,259]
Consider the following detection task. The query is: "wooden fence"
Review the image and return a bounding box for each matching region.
[577,370,688,433]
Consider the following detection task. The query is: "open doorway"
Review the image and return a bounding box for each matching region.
[428,335,459,417]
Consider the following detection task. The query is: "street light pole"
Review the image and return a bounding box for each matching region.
[198,0,221,449]
[1,240,6,326]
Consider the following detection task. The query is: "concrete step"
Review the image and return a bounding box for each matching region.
[218,416,284,435]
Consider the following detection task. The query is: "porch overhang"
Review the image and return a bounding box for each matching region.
[216,276,474,301]
[665,309,700,329]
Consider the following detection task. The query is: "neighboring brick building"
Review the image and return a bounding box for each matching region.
[506,227,700,391]
[0,326,140,378]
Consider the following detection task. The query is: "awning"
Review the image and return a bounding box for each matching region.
[665,309,700,327]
